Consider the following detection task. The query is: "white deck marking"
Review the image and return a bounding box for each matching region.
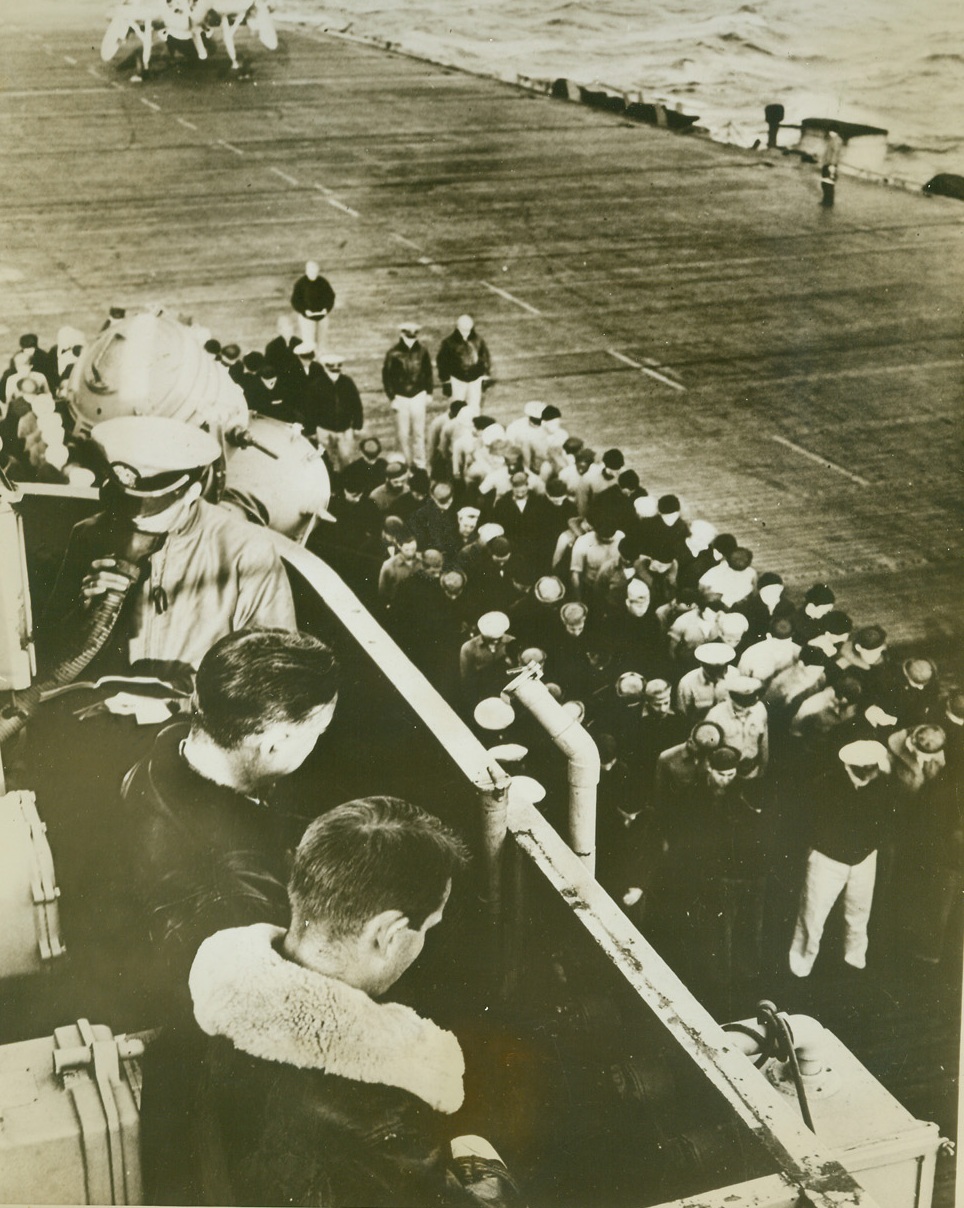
[480,281,542,316]
[269,167,301,186]
[392,234,423,251]
[326,197,360,217]
[607,348,686,392]
[770,435,870,486]
[87,66,102,78]
[64,55,77,65]
[140,97,161,112]
[312,184,359,217]
[175,116,197,130]
[418,255,445,275]
[215,139,244,156]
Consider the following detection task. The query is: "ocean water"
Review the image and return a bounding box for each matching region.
[279,0,963,186]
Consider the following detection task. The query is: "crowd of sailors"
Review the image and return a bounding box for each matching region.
[1,274,960,1203]
[1,277,961,1004]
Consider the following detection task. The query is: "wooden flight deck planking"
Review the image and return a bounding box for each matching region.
[0,5,961,658]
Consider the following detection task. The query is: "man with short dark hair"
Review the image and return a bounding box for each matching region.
[575,447,624,517]
[246,357,302,423]
[410,478,461,562]
[190,797,520,1207]
[124,628,340,1204]
[304,352,364,472]
[344,434,387,495]
[370,456,418,520]
[491,469,557,583]
[123,628,340,986]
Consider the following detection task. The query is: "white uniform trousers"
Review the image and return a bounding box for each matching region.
[296,313,329,354]
[789,847,877,977]
[391,391,428,468]
[449,376,484,415]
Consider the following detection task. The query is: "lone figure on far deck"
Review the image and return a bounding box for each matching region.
[291,260,336,354]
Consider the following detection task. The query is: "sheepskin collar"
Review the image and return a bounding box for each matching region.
[190,924,465,1114]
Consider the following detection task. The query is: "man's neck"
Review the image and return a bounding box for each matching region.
[181,730,262,799]
[283,928,377,996]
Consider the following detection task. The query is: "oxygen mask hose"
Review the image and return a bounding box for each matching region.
[0,531,165,747]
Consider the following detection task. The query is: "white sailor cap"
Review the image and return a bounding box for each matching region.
[616,672,645,699]
[838,740,889,771]
[474,697,515,731]
[507,775,546,807]
[477,523,505,545]
[477,611,510,640]
[717,613,749,643]
[534,575,565,604]
[294,342,315,357]
[91,416,219,497]
[728,675,763,697]
[524,401,546,421]
[319,351,345,367]
[56,325,85,358]
[634,494,659,518]
[695,642,736,666]
[488,742,528,764]
[480,423,506,447]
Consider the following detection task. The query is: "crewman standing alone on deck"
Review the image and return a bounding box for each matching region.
[291,259,336,354]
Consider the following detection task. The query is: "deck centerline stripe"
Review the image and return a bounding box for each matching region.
[215,139,244,156]
[140,97,161,112]
[770,435,870,487]
[479,281,542,316]
[175,117,198,130]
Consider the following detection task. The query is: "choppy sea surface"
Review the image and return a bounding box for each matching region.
[279,0,962,186]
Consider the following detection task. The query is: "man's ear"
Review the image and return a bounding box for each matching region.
[253,721,286,759]
[366,909,409,955]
